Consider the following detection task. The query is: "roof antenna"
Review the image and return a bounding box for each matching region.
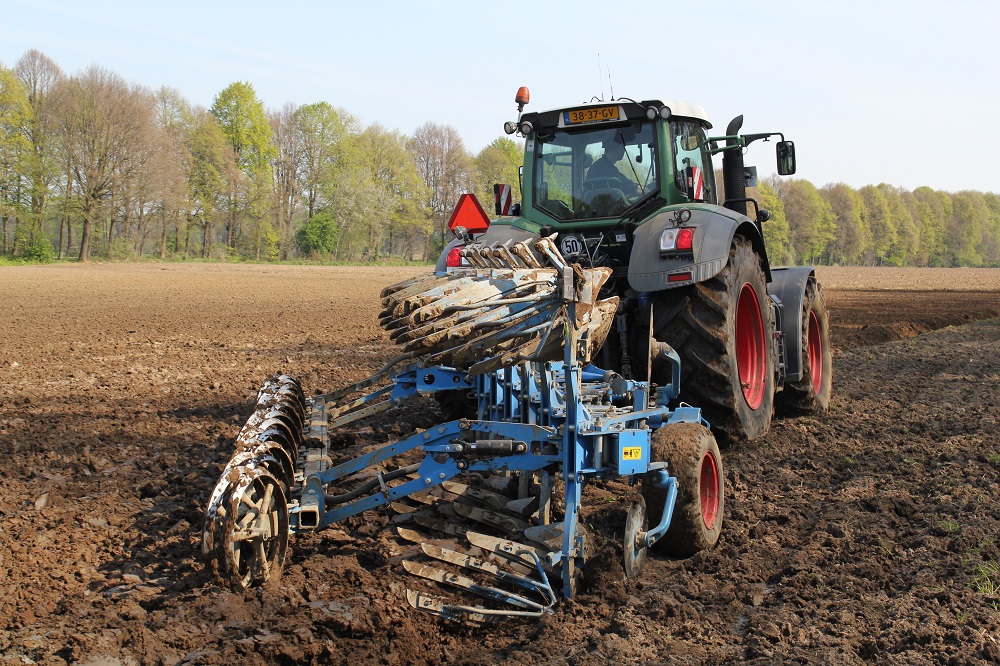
[607,62,615,101]
[597,53,605,101]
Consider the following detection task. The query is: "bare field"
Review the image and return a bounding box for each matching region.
[1,263,999,665]
[815,266,1000,291]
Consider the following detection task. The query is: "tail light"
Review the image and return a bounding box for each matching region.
[659,227,695,254]
[677,228,695,250]
[446,246,464,268]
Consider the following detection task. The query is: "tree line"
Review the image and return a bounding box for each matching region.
[2,49,998,267]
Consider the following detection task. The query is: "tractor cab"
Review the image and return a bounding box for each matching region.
[514,98,718,226]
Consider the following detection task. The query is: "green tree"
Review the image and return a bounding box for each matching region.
[753,179,793,265]
[0,64,33,255]
[773,178,834,264]
[911,187,951,266]
[210,82,275,256]
[185,109,232,258]
[880,184,918,266]
[295,102,353,219]
[329,124,428,261]
[14,49,62,250]
[859,184,895,265]
[821,183,868,265]
[948,191,987,266]
[296,208,337,256]
[473,136,523,213]
[981,193,1000,266]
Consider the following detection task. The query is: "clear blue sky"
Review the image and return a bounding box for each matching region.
[2,0,997,194]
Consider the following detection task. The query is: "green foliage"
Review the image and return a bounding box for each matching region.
[296,210,338,255]
[21,236,54,262]
[948,191,988,266]
[822,183,870,265]
[0,65,34,250]
[754,180,793,265]
[210,82,275,177]
[775,178,835,264]
[912,187,952,266]
[859,185,895,265]
[880,184,918,266]
[474,136,523,211]
[295,102,353,218]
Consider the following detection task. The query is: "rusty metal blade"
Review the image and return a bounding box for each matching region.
[404,589,494,627]
[440,480,510,510]
[453,503,530,533]
[401,561,544,610]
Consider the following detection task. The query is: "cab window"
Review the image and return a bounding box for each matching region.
[533,122,657,221]
[670,120,716,203]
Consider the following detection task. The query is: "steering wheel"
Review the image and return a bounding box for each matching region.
[582,177,623,193]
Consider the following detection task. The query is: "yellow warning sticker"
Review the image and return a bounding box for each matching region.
[622,446,642,460]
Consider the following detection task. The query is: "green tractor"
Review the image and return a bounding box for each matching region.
[437,88,832,441]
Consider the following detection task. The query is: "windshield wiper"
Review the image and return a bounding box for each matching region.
[621,191,663,222]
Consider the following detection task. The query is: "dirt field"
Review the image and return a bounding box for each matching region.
[1,263,999,665]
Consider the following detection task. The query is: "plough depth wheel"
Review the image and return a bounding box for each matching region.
[642,422,724,557]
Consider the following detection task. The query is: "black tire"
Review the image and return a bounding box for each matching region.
[776,278,832,415]
[641,422,723,556]
[640,236,776,442]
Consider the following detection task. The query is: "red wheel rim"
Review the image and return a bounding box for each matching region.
[735,282,766,409]
[700,451,720,530]
[808,310,823,396]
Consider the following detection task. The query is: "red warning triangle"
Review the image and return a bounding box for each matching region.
[447,193,491,235]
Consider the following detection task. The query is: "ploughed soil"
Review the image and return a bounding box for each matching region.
[2,263,1000,665]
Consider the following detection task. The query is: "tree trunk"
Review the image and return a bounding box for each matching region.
[79,209,93,261]
[57,216,65,260]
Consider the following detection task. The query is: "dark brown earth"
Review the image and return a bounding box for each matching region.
[2,264,999,665]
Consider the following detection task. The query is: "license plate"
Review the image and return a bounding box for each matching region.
[564,106,619,125]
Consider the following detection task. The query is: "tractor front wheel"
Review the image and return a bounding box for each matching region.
[641,422,724,556]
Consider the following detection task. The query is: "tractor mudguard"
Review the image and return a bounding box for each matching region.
[628,206,771,292]
[435,221,541,272]
[768,266,816,383]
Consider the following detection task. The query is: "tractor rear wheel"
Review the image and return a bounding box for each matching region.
[643,236,776,441]
[641,422,724,556]
[776,278,832,415]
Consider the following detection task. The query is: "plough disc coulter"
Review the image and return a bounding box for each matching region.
[202,237,725,623]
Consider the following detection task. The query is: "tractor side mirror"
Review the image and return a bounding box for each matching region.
[777,140,796,175]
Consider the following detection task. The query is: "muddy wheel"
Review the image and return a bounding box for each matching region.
[220,467,289,590]
[641,422,723,557]
[776,278,832,415]
[642,236,776,441]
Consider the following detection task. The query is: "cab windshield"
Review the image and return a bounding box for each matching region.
[533,122,657,221]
